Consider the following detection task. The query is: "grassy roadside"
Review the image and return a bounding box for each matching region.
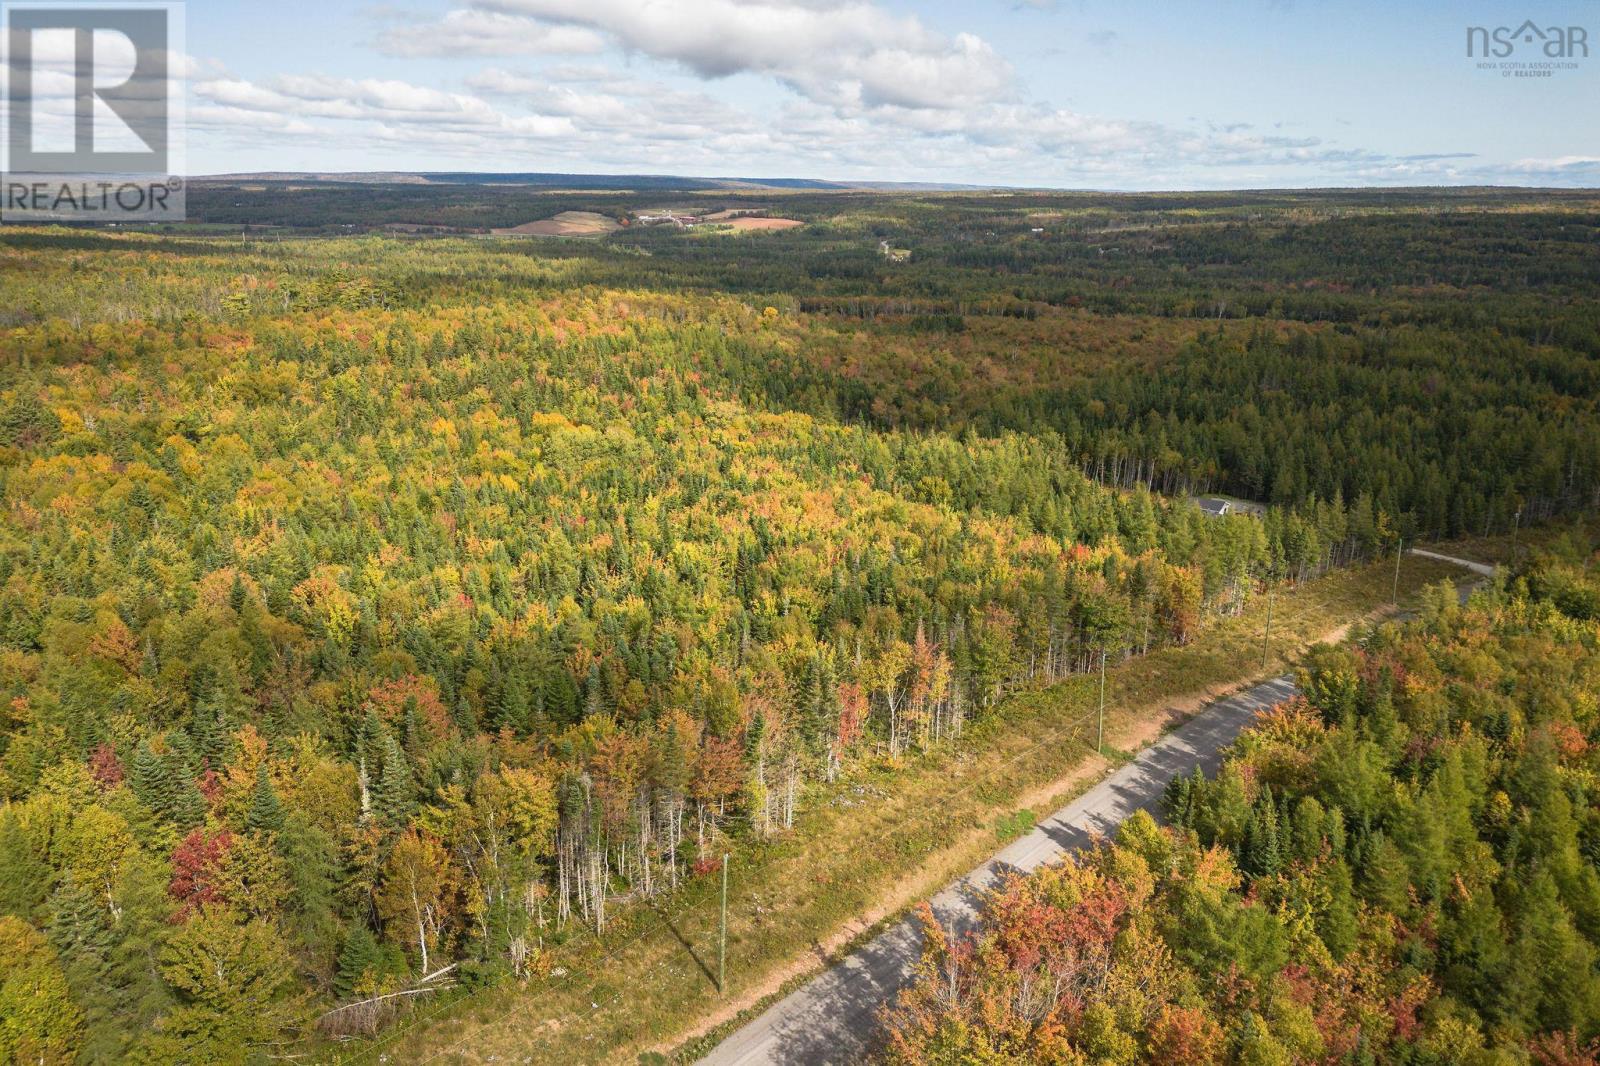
[341,550,1476,1065]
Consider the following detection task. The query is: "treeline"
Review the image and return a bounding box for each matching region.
[741,318,1600,541]
[881,545,1600,1064]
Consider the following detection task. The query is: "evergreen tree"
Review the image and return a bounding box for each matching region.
[335,923,381,1000]
[1162,773,1193,828]
[129,740,171,818]
[492,675,529,736]
[0,808,49,921]
[375,734,414,829]
[47,877,122,1061]
[278,814,340,975]
[1244,787,1282,878]
[187,693,228,770]
[245,765,284,834]
[171,775,209,831]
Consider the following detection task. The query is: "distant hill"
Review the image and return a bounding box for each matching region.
[193,171,1004,192]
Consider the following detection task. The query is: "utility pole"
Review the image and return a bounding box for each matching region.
[1261,582,1274,671]
[718,853,729,995]
[1097,649,1107,754]
[1392,537,1403,603]
[1512,508,1522,564]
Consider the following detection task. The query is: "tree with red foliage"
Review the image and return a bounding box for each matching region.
[169,829,234,921]
[87,743,124,789]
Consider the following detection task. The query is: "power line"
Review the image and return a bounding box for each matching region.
[336,582,1333,1062]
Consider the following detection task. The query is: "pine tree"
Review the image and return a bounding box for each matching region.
[245,764,284,834]
[400,695,423,755]
[0,808,50,919]
[170,775,208,831]
[375,734,414,829]
[583,663,606,720]
[492,675,530,736]
[130,739,170,816]
[334,923,381,999]
[451,695,477,736]
[1244,787,1282,877]
[187,693,228,770]
[1163,773,1192,827]
[46,876,114,968]
[238,601,273,685]
[278,813,339,974]
[47,877,124,1060]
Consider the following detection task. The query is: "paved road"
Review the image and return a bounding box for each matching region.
[699,675,1301,1066]
[1408,548,1497,579]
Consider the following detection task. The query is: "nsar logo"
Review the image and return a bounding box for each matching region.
[1466,20,1588,58]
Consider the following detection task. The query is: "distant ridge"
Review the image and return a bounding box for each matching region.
[193,171,1007,192]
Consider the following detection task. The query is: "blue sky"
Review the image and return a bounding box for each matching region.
[168,0,1599,187]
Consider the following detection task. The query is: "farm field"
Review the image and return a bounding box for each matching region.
[490,209,622,236]
[713,216,804,231]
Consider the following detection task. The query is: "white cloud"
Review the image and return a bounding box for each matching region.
[366,0,1016,114]
[189,104,318,136]
[375,9,606,58]
[189,70,579,145]
[1507,155,1600,175]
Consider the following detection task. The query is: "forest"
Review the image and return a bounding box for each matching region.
[0,187,1596,1062]
[881,547,1600,1064]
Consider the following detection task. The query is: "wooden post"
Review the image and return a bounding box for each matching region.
[1261,584,1274,671]
[1097,649,1107,754]
[1392,537,1403,603]
[718,854,729,995]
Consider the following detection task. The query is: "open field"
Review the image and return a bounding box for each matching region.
[491,210,621,236]
[713,217,804,231]
[699,208,772,221]
[340,548,1481,1065]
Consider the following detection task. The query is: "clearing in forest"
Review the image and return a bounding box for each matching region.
[712,216,804,232]
[491,210,621,237]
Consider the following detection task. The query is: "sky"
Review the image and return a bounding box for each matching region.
[12,0,1600,188]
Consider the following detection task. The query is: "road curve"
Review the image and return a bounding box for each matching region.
[698,675,1301,1066]
[1407,548,1497,579]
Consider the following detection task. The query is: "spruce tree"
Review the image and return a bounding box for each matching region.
[187,693,228,770]
[129,740,170,817]
[1245,787,1282,877]
[493,675,530,735]
[245,764,284,834]
[0,808,50,919]
[47,877,122,1059]
[238,601,273,685]
[583,663,606,720]
[400,695,423,755]
[375,733,414,829]
[1162,773,1192,827]
[335,923,381,999]
[170,774,208,830]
